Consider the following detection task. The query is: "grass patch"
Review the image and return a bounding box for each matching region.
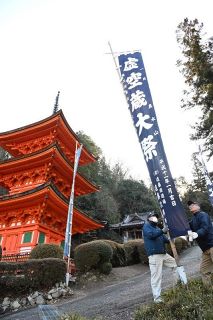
[134,278,213,320]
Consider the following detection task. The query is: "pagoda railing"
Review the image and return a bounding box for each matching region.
[1,253,30,262]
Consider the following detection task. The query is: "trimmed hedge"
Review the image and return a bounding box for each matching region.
[29,243,63,259]
[74,240,113,273]
[100,262,112,275]
[123,240,145,265]
[73,237,189,274]
[166,237,189,256]
[116,237,188,267]
[0,258,66,295]
[102,240,126,267]
[137,240,149,265]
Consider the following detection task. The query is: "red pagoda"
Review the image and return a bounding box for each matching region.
[0,110,103,255]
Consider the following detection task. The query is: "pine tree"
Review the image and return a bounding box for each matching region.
[176,18,213,157]
[191,152,206,192]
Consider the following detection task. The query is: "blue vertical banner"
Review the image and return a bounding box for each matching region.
[198,146,213,206]
[63,143,83,257]
[118,51,190,238]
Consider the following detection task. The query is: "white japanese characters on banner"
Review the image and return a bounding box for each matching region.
[118,52,190,238]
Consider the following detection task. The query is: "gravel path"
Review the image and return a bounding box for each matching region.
[0,245,202,320]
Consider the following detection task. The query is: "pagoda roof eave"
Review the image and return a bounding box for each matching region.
[0,110,97,165]
[0,182,104,232]
[0,142,99,194]
[0,181,69,206]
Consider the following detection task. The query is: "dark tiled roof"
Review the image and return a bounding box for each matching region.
[110,211,157,229]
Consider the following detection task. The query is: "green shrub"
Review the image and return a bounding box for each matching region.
[136,240,149,264]
[166,237,189,256]
[74,240,113,273]
[31,258,66,288]
[0,258,66,295]
[0,246,2,261]
[99,262,112,274]
[134,279,213,320]
[124,240,144,265]
[174,238,184,254]
[179,237,189,249]
[102,240,126,267]
[29,243,63,259]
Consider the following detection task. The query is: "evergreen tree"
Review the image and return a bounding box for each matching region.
[114,179,159,220]
[191,152,206,192]
[179,153,213,218]
[182,187,213,219]
[75,131,121,223]
[94,187,120,223]
[176,18,213,157]
[76,130,102,184]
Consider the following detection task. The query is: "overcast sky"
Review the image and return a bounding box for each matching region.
[0,0,212,186]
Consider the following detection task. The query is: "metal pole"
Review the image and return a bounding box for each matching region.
[64,142,82,286]
[108,41,130,106]
[108,41,121,78]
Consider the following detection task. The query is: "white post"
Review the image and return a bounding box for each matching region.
[64,142,83,286]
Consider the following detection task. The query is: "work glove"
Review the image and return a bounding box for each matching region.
[191,232,198,239]
[162,226,169,233]
[188,230,198,241]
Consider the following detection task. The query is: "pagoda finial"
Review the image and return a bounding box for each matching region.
[53,91,60,114]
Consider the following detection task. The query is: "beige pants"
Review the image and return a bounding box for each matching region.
[200,247,213,286]
[148,253,178,301]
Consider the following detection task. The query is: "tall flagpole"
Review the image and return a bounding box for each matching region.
[64,142,83,286]
[108,42,187,284]
[108,42,130,106]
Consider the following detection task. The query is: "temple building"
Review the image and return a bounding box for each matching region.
[0,110,103,255]
[110,212,156,242]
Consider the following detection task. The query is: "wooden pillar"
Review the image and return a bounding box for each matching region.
[32,228,39,246]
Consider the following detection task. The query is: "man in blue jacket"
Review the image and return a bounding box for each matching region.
[143,212,178,303]
[187,200,213,287]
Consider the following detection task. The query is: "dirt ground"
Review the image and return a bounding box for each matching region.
[75,263,148,291]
